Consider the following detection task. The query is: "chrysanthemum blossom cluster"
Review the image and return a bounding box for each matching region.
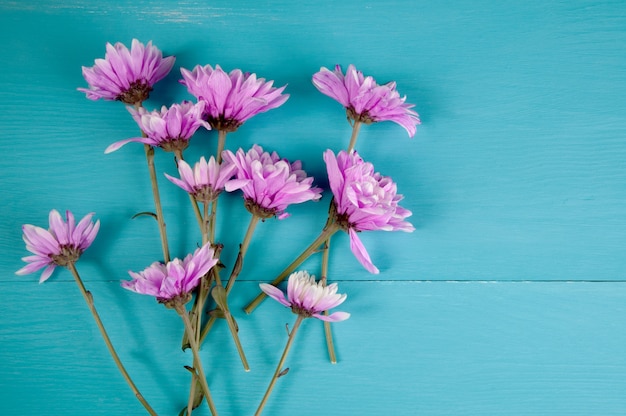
[121,243,218,305]
[12,38,422,415]
[180,64,289,131]
[78,39,175,105]
[165,156,236,203]
[16,210,100,283]
[260,271,350,322]
[223,145,322,219]
[324,149,414,274]
[105,101,209,154]
[313,64,420,137]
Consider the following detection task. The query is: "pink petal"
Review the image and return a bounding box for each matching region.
[39,264,57,283]
[104,137,151,153]
[313,311,351,322]
[348,228,379,274]
[259,283,291,307]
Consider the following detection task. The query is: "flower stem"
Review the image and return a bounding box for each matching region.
[225,214,260,295]
[208,200,218,246]
[210,286,250,371]
[202,202,210,246]
[320,235,337,364]
[67,263,157,416]
[255,315,304,416]
[144,143,170,263]
[208,130,227,243]
[174,149,204,231]
[216,130,227,164]
[346,120,362,154]
[175,303,219,416]
[199,214,260,342]
[243,223,340,314]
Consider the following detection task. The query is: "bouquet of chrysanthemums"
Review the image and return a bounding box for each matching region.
[16,39,419,415]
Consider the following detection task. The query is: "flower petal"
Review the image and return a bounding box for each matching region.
[313,311,351,322]
[348,228,379,274]
[259,283,291,307]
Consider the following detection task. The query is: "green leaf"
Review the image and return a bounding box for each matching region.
[131,211,158,220]
[178,368,204,415]
[211,285,228,312]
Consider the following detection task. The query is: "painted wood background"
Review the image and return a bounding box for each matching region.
[1,1,626,415]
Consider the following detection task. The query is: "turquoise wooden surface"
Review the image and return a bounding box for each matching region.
[1,1,626,415]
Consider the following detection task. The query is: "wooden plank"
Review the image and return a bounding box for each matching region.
[2,280,625,415]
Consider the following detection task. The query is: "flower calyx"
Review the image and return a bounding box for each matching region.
[50,245,83,267]
[346,107,375,125]
[244,199,277,220]
[160,292,193,309]
[116,80,152,106]
[160,138,190,154]
[206,116,242,133]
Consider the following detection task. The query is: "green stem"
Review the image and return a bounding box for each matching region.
[346,120,362,154]
[67,263,157,416]
[320,235,337,364]
[243,223,340,314]
[209,130,227,243]
[174,149,204,231]
[208,200,217,247]
[202,202,210,246]
[144,144,170,263]
[176,303,219,416]
[225,214,260,294]
[216,130,227,164]
[199,214,260,338]
[199,285,250,371]
[255,315,305,416]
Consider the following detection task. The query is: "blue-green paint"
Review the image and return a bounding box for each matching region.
[1,1,626,415]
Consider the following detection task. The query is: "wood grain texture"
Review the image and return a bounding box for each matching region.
[1,0,626,415]
[2,281,626,415]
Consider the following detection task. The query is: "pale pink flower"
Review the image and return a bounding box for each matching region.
[223,145,322,219]
[121,243,218,304]
[324,149,414,274]
[164,156,236,203]
[16,210,100,283]
[260,271,350,322]
[313,64,420,137]
[105,101,209,153]
[78,39,175,105]
[180,64,289,132]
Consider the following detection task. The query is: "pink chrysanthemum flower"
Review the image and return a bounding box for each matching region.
[105,101,209,154]
[223,145,322,220]
[121,243,218,305]
[312,64,420,137]
[164,156,236,203]
[324,149,414,274]
[16,210,100,283]
[180,64,289,132]
[260,271,350,322]
[78,39,175,105]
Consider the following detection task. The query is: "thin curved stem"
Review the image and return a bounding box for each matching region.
[255,315,304,416]
[209,130,227,243]
[346,120,362,154]
[320,235,337,364]
[144,144,170,263]
[209,286,250,371]
[176,303,219,416]
[243,223,340,314]
[225,214,260,294]
[174,149,204,231]
[67,263,157,416]
[202,202,210,246]
[200,214,260,346]
[216,130,227,164]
